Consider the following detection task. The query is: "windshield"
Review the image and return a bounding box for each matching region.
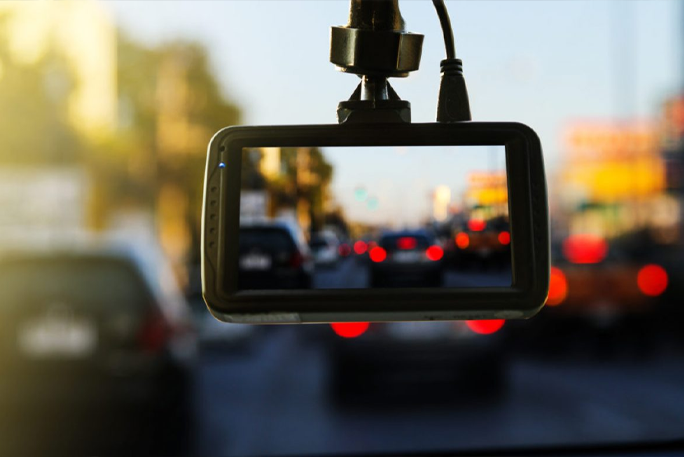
[1,1,684,456]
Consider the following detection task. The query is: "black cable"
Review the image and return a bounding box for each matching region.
[432,0,471,122]
[432,0,456,59]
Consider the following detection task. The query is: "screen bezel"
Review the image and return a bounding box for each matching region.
[202,122,549,323]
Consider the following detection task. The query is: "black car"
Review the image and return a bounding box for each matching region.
[369,230,445,287]
[326,320,508,404]
[0,244,197,454]
[238,220,313,290]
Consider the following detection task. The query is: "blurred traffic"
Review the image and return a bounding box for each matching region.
[1,1,684,456]
[237,145,512,290]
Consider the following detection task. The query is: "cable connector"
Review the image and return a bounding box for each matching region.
[436,58,471,122]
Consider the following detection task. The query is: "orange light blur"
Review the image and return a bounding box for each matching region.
[466,320,505,335]
[547,266,568,306]
[562,234,608,264]
[330,322,370,338]
[637,264,668,297]
[455,233,470,249]
[468,219,487,232]
[425,245,444,261]
[369,246,387,263]
[353,241,367,255]
[498,231,511,245]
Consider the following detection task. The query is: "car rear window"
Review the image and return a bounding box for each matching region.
[380,235,431,250]
[239,228,295,253]
[309,238,328,249]
[0,257,150,313]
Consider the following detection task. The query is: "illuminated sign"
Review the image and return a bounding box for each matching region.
[565,122,659,162]
[562,159,665,201]
[661,96,684,151]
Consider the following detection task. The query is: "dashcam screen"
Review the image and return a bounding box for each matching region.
[237,146,511,290]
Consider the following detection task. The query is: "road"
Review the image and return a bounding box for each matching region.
[194,327,684,457]
[312,257,511,288]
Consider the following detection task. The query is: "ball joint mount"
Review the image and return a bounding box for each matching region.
[330,0,471,125]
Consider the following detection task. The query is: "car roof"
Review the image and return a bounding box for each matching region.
[0,236,190,322]
[239,218,310,252]
[240,220,291,230]
[380,229,432,239]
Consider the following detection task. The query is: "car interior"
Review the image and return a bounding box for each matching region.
[1,1,683,456]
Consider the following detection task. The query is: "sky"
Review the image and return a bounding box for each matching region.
[105,0,682,221]
[324,146,505,227]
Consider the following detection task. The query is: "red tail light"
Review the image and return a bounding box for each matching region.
[290,251,304,268]
[338,243,352,257]
[637,264,668,297]
[353,241,367,255]
[547,266,568,306]
[563,234,607,264]
[468,219,486,232]
[330,322,369,338]
[426,245,444,261]
[455,232,470,249]
[498,231,511,245]
[466,319,505,334]
[397,237,417,250]
[369,246,387,262]
[138,310,170,353]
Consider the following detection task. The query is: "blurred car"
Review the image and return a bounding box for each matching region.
[369,230,445,287]
[238,220,313,290]
[309,231,341,268]
[449,216,512,270]
[326,320,507,404]
[530,234,671,350]
[547,234,668,316]
[0,243,197,452]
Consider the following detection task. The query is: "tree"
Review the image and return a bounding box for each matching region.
[0,13,84,165]
[112,36,241,266]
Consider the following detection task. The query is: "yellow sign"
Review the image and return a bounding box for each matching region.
[467,172,507,189]
[563,159,665,201]
[466,187,508,205]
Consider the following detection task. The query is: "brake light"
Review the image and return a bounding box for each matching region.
[563,234,607,264]
[547,266,568,306]
[290,251,304,268]
[455,232,470,249]
[369,246,387,262]
[426,245,444,261]
[466,320,504,335]
[138,310,170,353]
[468,219,486,232]
[637,264,668,297]
[338,243,352,257]
[353,241,367,255]
[330,322,369,338]
[498,231,511,245]
[397,237,417,250]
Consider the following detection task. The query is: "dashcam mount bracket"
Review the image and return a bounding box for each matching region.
[330,0,423,124]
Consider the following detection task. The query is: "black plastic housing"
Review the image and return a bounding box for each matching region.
[202,122,549,324]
